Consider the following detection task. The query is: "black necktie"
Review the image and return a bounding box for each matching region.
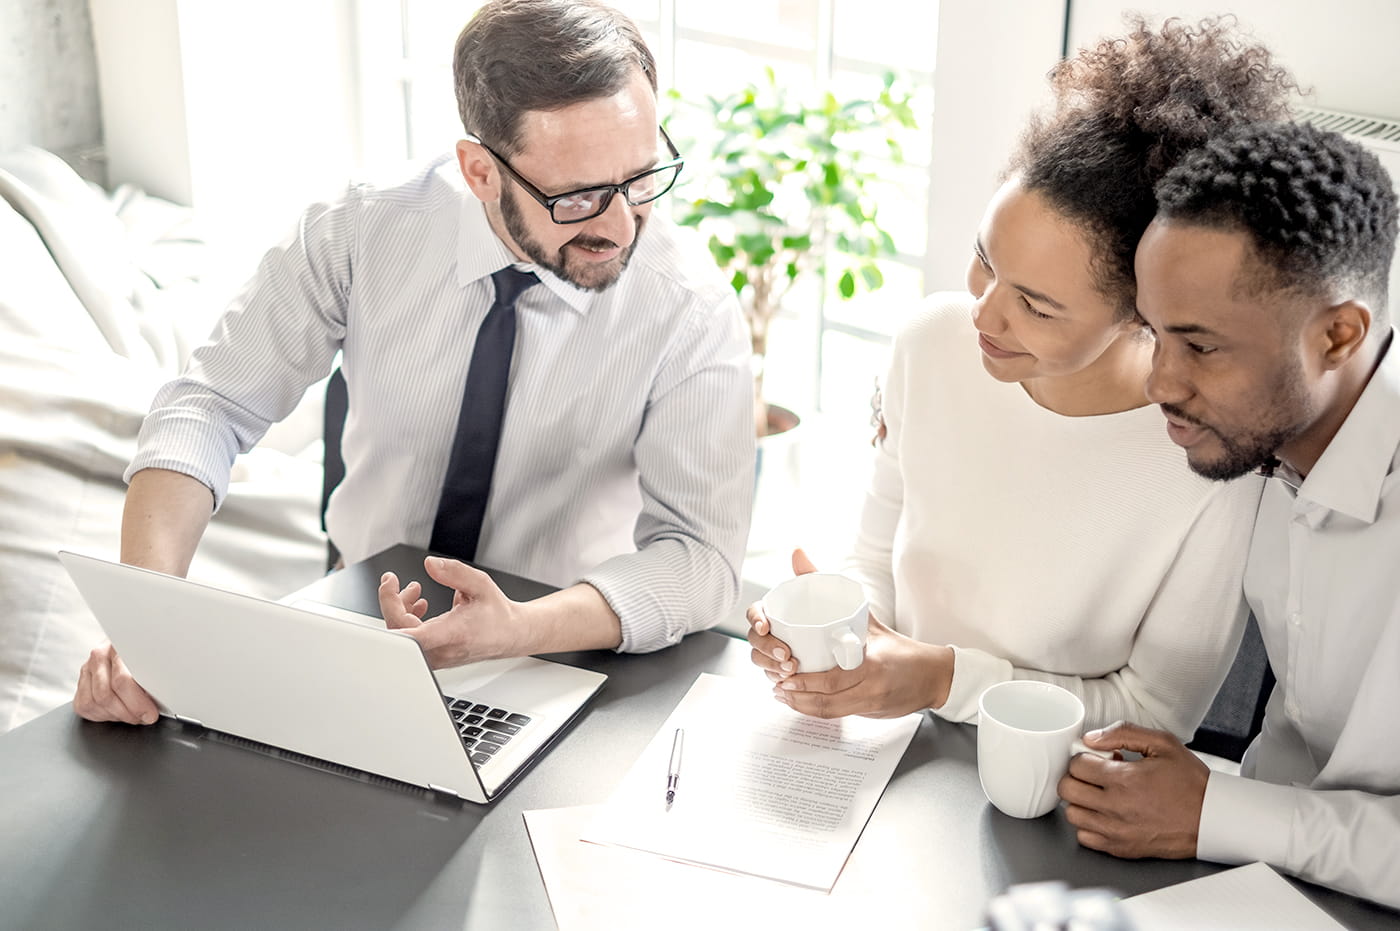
[430,267,539,560]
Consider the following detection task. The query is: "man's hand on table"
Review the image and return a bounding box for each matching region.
[74,641,161,725]
[1058,721,1209,859]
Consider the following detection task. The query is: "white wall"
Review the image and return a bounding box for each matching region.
[923,1,1065,294]
[90,0,361,263]
[1068,0,1400,118]
[89,1,192,205]
[1,0,104,181]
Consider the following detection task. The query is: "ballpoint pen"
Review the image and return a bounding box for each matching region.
[665,728,684,811]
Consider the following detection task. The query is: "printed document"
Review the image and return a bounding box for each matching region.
[582,672,922,890]
[525,805,850,931]
[1122,862,1346,930]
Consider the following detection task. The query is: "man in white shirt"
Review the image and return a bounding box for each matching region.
[1058,122,1400,908]
[74,0,754,723]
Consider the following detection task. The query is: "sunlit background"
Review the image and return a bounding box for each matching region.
[12,0,1400,590]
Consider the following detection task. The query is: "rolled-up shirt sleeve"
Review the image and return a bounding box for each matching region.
[581,292,754,652]
[126,192,354,508]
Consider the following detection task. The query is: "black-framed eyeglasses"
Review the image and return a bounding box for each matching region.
[472,126,684,224]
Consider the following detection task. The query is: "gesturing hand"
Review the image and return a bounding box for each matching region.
[377,556,524,668]
[1057,721,1209,859]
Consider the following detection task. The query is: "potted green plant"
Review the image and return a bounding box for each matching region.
[670,67,918,437]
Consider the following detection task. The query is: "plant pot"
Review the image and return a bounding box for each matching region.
[755,401,801,486]
[761,402,800,440]
[750,402,803,555]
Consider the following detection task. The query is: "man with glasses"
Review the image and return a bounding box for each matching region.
[74,0,754,724]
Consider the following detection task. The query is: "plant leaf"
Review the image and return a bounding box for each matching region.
[838,269,856,299]
[860,264,884,290]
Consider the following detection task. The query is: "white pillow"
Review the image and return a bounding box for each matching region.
[0,147,166,368]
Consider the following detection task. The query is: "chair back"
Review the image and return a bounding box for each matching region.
[321,367,348,570]
[1187,613,1274,762]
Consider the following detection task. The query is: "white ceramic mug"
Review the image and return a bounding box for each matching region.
[762,573,869,673]
[977,680,1112,819]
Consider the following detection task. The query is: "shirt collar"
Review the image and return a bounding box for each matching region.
[1294,330,1400,524]
[455,195,595,315]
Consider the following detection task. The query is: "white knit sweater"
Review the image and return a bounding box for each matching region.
[845,293,1263,737]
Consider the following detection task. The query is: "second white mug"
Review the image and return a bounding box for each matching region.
[977,680,1112,819]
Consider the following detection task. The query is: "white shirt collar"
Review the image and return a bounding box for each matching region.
[1294,330,1400,524]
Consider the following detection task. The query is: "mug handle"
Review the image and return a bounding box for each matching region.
[1021,740,1112,818]
[1070,739,1115,761]
[831,627,864,670]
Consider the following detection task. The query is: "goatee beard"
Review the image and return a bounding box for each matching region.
[498,186,642,292]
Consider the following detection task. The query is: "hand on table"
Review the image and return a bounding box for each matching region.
[377,556,524,668]
[73,641,160,725]
[1057,721,1209,859]
[746,548,952,719]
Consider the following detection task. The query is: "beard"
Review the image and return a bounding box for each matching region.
[1164,356,1315,481]
[498,185,643,292]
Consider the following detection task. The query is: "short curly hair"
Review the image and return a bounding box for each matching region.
[1010,16,1299,319]
[1155,121,1399,322]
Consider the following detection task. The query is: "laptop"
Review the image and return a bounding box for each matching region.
[58,549,606,803]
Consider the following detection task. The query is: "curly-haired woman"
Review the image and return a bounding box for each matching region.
[748,17,1299,736]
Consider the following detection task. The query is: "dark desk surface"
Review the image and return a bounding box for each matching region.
[2,554,1394,930]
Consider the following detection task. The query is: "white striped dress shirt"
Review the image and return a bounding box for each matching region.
[126,154,755,652]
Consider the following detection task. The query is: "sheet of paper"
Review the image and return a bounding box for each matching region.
[1121,862,1346,930]
[525,805,863,931]
[581,672,921,891]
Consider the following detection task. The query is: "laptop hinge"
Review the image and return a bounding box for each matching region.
[427,783,465,799]
[174,714,205,729]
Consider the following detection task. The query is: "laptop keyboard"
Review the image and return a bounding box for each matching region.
[442,696,532,767]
